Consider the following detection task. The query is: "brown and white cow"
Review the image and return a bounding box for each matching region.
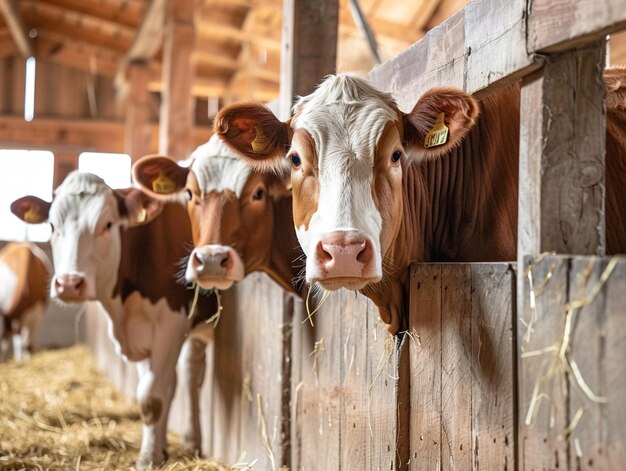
[132,134,304,298]
[11,172,216,469]
[216,70,626,334]
[0,242,51,361]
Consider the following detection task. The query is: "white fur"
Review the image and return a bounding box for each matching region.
[0,262,18,313]
[291,74,397,284]
[191,134,252,198]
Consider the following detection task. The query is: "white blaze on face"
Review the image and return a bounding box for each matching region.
[190,134,252,198]
[291,74,399,287]
[48,172,122,300]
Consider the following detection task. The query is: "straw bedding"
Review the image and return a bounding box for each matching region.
[0,346,229,470]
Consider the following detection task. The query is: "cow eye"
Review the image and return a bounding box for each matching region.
[185,189,192,201]
[391,150,402,163]
[252,188,265,201]
[290,153,301,168]
[50,223,55,234]
[104,221,114,232]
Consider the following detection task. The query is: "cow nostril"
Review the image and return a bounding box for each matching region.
[74,278,85,291]
[318,242,333,264]
[54,278,63,291]
[192,252,204,269]
[220,253,229,268]
[356,241,371,264]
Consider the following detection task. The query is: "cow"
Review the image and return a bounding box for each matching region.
[132,134,304,298]
[11,172,216,470]
[0,242,51,361]
[214,69,626,335]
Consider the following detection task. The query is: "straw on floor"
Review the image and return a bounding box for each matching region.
[0,345,229,471]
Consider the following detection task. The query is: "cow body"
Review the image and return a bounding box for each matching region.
[216,70,626,334]
[0,242,51,361]
[12,172,216,469]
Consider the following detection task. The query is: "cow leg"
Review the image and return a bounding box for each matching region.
[177,323,213,454]
[19,303,45,360]
[135,314,188,471]
[0,316,9,362]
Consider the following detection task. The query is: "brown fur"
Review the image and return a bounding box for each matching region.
[290,129,321,232]
[139,395,163,425]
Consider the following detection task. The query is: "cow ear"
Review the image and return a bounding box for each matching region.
[132,155,190,200]
[116,189,163,227]
[403,88,479,159]
[214,103,291,171]
[11,196,51,224]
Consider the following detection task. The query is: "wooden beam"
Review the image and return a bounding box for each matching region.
[124,61,152,161]
[115,0,165,90]
[0,0,33,57]
[279,0,339,119]
[367,0,538,108]
[158,0,195,159]
[518,41,607,259]
[37,0,145,29]
[528,0,626,53]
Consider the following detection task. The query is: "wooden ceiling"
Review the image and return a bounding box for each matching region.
[0,0,473,105]
[0,0,624,105]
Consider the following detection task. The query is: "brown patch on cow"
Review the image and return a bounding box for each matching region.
[139,396,162,425]
[604,66,626,111]
[371,122,404,262]
[214,103,291,168]
[290,128,320,231]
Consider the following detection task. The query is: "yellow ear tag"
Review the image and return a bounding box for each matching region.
[24,206,42,223]
[135,207,147,224]
[424,112,449,148]
[152,172,176,194]
[251,126,268,153]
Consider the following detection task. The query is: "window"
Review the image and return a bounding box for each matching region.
[78,152,131,189]
[0,149,54,242]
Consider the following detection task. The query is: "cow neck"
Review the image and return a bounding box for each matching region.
[424,84,519,262]
[111,204,213,315]
[263,195,306,297]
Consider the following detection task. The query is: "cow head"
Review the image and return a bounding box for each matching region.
[132,134,290,291]
[11,172,161,302]
[215,73,479,293]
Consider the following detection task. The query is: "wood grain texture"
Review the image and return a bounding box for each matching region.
[408,263,515,470]
[528,0,626,53]
[367,0,537,108]
[519,42,607,257]
[0,0,33,57]
[278,0,339,120]
[124,61,152,162]
[519,256,570,470]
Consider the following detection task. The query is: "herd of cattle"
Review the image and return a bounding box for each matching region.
[2,69,625,468]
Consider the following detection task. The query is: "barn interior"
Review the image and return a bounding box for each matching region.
[1,0,626,469]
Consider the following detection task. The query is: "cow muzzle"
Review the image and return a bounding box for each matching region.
[52,273,91,301]
[186,245,244,290]
[311,230,380,290]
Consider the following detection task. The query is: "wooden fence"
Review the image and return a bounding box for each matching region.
[83,0,626,469]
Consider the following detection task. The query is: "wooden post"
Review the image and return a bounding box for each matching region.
[124,61,152,162]
[518,40,607,260]
[278,0,339,120]
[158,0,195,159]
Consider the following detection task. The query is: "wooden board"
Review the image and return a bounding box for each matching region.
[518,42,607,257]
[528,0,626,53]
[367,0,537,107]
[408,263,516,470]
[290,289,400,470]
[520,255,626,468]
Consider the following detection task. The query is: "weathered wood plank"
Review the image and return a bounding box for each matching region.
[158,0,195,158]
[408,265,442,470]
[603,259,626,468]
[440,265,472,470]
[367,0,537,107]
[519,257,570,470]
[470,264,516,470]
[518,41,607,257]
[124,61,152,162]
[278,0,339,120]
[528,0,626,53]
